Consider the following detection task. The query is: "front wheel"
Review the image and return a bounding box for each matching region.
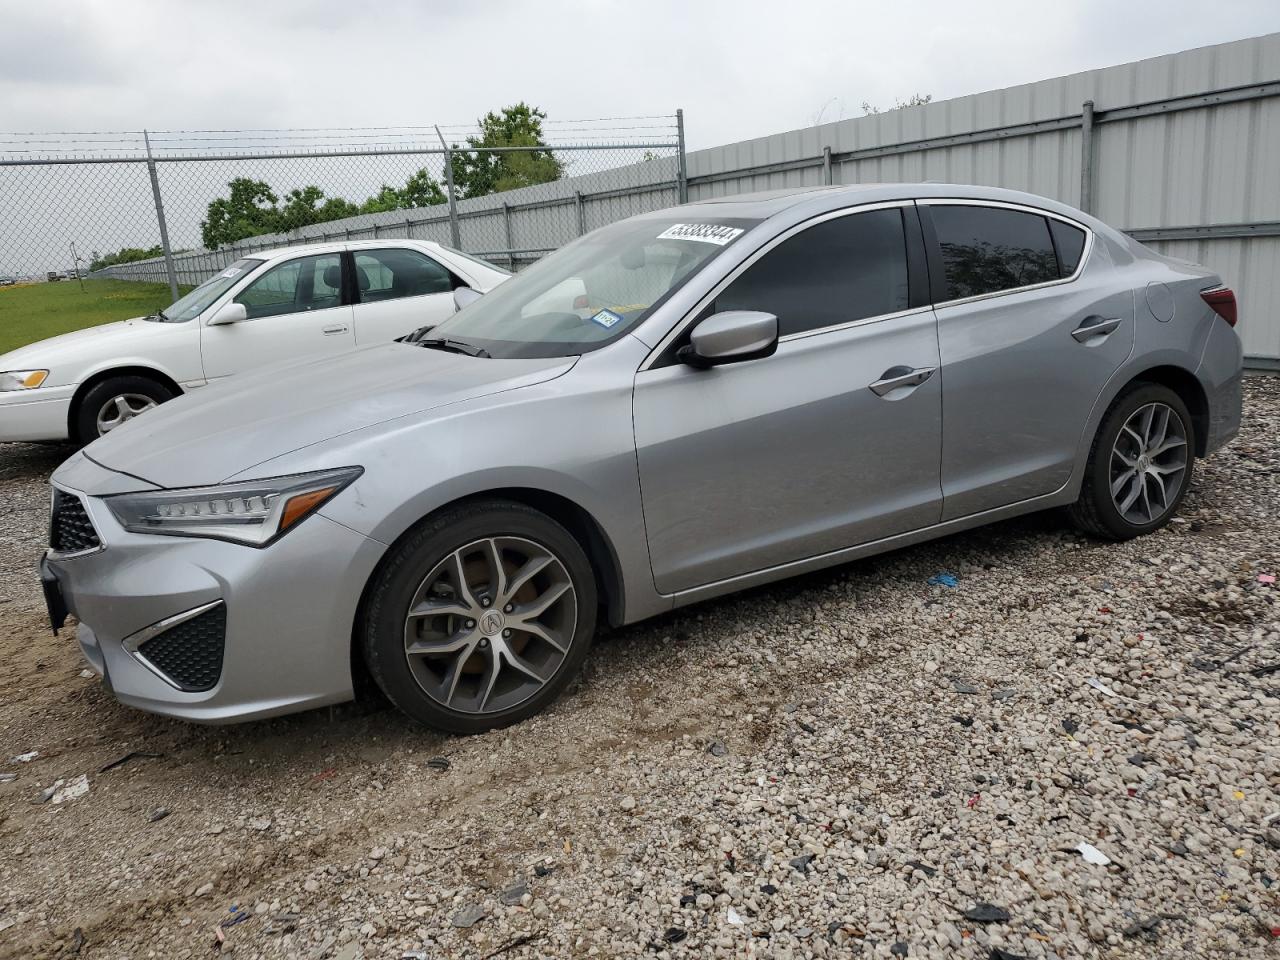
[1069,383,1195,540]
[74,375,175,443]
[361,500,598,733]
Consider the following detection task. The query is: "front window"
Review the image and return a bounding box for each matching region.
[715,208,910,336]
[234,253,342,319]
[426,217,758,358]
[158,259,263,322]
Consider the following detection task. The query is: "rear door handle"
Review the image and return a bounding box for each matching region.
[1071,316,1122,343]
[868,365,936,398]
[323,324,349,336]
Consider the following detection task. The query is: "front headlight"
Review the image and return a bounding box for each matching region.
[103,467,363,547]
[0,370,49,391]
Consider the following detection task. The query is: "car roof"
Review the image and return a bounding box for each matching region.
[668,182,1097,227]
[243,237,445,263]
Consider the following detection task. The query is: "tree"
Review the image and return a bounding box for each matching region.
[860,93,933,115]
[200,167,448,249]
[89,245,164,272]
[201,179,281,249]
[449,103,564,199]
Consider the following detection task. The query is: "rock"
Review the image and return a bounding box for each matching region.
[619,796,637,812]
[500,882,528,906]
[790,853,815,874]
[451,903,486,928]
[962,903,1010,924]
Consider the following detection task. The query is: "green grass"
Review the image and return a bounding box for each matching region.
[0,279,192,356]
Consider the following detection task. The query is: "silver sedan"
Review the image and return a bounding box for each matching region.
[42,183,1243,732]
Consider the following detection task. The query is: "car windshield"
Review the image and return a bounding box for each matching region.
[154,259,264,322]
[426,217,758,358]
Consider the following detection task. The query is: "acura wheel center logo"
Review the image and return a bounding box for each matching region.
[479,609,506,636]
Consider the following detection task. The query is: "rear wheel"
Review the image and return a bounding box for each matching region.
[361,500,597,733]
[1069,383,1194,540]
[74,375,175,443]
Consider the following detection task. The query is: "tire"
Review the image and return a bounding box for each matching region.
[361,499,598,733]
[74,375,175,443]
[1068,383,1195,540]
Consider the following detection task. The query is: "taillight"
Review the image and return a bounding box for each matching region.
[1201,287,1237,327]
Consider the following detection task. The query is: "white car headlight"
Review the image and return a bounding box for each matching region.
[0,370,49,391]
[103,467,363,547]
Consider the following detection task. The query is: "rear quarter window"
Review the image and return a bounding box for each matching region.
[1049,219,1087,276]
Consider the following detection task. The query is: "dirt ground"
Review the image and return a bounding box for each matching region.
[1,381,1277,960]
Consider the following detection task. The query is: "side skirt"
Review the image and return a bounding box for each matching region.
[665,487,1075,610]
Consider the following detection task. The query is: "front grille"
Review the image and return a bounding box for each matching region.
[50,489,100,554]
[137,604,226,692]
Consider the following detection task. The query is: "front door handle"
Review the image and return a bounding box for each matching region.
[868,365,937,398]
[323,324,349,336]
[1071,316,1122,343]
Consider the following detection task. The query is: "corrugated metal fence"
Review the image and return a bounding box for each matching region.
[96,33,1280,362]
[684,32,1280,363]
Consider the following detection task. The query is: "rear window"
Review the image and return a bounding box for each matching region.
[931,205,1059,300]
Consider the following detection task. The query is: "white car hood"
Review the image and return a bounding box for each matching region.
[81,341,576,487]
[0,316,178,385]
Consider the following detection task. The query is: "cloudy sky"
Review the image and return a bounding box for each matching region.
[3,0,1279,149]
[2,1,1278,275]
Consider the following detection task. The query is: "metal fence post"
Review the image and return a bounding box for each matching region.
[502,202,514,270]
[676,108,689,203]
[143,130,180,302]
[435,125,462,248]
[1079,100,1095,214]
[575,191,585,236]
[822,146,833,185]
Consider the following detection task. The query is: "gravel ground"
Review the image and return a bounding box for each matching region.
[1,379,1278,960]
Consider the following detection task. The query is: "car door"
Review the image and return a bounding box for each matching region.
[350,247,461,344]
[200,252,354,381]
[920,201,1135,520]
[633,204,943,595]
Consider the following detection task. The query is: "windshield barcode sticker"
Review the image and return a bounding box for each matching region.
[656,223,745,246]
[591,308,623,329]
[218,267,242,278]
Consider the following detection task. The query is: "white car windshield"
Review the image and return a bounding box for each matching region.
[426,218,757,358]
[155,259,264,322]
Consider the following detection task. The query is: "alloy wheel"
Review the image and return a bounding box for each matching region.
[96,393,157,435]
[1109,401,1188,525]
[402,536,577,715]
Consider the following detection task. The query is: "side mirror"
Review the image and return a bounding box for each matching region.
[453,286,483,311]
[208,302,248,326]
[677,311,778,368]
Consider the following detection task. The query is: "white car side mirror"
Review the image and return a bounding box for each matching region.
[208,302,249,326]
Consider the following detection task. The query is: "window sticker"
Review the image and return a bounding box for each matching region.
[656,223,745,246]
[218,267,242,279]
[591,308,624,329]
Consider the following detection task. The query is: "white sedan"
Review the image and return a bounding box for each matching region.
[0,239,509,443]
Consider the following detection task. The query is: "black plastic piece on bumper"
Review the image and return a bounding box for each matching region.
[138,604,226,692]
[50,489,101,553]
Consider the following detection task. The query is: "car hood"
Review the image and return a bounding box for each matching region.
[84,342,576,487]
[0,316,171,379]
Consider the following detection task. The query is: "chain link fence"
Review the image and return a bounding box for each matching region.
[0,115,686,300]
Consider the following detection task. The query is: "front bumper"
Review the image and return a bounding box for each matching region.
[44,472,385,723]
[0,383,75,442]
